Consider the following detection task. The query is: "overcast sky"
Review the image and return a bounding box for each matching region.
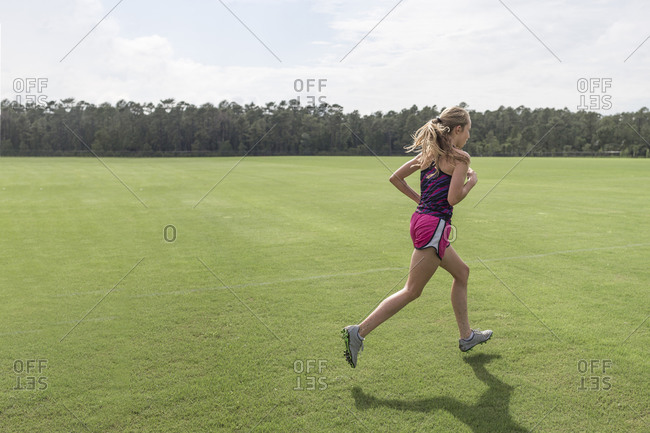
[1,0,648,114]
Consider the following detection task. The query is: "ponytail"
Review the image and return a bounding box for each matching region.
[405,106,470,172]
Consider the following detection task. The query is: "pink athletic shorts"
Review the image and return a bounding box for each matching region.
[409,212,451,259]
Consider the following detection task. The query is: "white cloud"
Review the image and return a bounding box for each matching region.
[1,0,648,113]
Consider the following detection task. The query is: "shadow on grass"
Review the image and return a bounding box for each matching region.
[352,353,527,432]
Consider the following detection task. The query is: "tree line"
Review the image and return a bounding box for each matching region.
[1,98,649,157]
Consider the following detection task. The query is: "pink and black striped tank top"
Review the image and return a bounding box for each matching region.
[416,163,453,221]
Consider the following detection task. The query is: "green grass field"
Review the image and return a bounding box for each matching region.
[0,156,648,432]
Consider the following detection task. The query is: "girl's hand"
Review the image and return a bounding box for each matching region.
[467,167,478,185]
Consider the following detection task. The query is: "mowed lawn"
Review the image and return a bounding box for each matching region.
[0,156,648,432]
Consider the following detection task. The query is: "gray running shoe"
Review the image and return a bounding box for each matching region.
[459,328,493,352]
[342,325,364,368]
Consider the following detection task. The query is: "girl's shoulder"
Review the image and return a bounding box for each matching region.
[454,149,471,162]
[438,150,470,175]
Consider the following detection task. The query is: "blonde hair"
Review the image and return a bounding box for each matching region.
[405,106,470,171]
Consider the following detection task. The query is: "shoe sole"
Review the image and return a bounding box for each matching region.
[459,332,493,352]
[341,328,356,368]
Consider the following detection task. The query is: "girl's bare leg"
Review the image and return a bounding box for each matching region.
[440,246,472,339]
[358,248,440,338]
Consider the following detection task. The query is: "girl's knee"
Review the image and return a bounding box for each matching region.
[404,286,423,301]
[456,264,470,285]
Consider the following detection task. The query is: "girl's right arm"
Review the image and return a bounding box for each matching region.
[447,154,478,206]
[389,156,421,204]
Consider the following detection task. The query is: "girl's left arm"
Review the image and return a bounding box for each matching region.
[389,156,421,204]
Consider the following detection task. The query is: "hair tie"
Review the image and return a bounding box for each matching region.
[436,117,442,123]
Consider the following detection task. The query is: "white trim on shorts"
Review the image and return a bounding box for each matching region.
[420,218,446,251]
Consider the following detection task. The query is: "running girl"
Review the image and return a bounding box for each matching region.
[342,106,492,368]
